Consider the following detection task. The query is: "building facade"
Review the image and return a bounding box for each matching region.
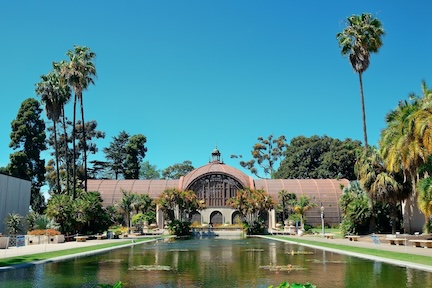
[0,173,31,234]
[87,148,349,229]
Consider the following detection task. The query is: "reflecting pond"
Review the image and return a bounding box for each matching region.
[0,237,431,287]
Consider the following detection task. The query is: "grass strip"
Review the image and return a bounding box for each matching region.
[0,237,164,267]
[268,236,432,266]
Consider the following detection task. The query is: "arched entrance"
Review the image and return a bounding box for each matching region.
[210,211,223,225]
[190,212,202,224]
[232,211,242,225]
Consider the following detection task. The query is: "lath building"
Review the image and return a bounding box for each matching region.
[87,148,349,229]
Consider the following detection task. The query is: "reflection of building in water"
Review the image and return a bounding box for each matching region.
[88,148,348,229]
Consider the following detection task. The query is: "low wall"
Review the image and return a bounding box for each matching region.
[26,235,65,245]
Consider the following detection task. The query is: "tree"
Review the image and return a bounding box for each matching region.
[228,188,274,232]
[380,98,424,232]
[277,190,297,223]
[293,195,317,229]
[161,160,194,179]
[104,131,147,179]
[140,161,161,179]
[5,213,23,235]
[62,45,97,195]
[356,147,408,234]
[46,194,73,234]
[104,131,130,179]
[417,177,432,233]
[275,135,361,179]
[7,98,47,213]
[116,190,136,233]
[337,13,385,149]
[36,70,71,194]
[124,134,147,179]
[340,181,371,235]
[232,135,287,179]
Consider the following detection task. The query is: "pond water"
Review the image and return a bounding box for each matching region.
[0,237,431,287]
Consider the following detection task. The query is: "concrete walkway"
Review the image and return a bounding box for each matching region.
[0,236,166,270]
[260,234,432,272]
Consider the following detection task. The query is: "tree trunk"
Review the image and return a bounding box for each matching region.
[53,120,61,194]
[80,95,87,192]
[72,93,77,199]
[358,72,368,149]
[62,107,70,195]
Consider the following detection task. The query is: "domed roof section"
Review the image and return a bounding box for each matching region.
[181,148,252,190]
[181,161,252,190]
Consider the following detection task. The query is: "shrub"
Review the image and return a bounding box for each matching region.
[28,229,61,236]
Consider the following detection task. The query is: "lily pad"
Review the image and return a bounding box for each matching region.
[243,249,264,252]
[259,264,306,272]
[285,251,314,255]
[129,265,173,271]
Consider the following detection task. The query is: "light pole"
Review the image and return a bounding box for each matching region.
[320,205,325,237]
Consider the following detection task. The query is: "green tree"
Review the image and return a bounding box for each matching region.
[36,70,71,194]
[103,131,147,180]
[337,13,385,149]
[140,161,161,179]
[161,160,194,179]
[228,188,274,229]
[293,195,317,229]
[46,194,73,234]
[356,147,408,234]
[7,98,47,213]
[5,213,23,235]
[417,177,432,233]
[62,45,97,196]
[104,131,130,179]
[116,190,136,233]
[380,98,423,232]
[278,190,297,223]
[157,188,204,223]
[124,134,147,179]
[340,181,371,235]
[232,135,287,179]
[275,135,361,179]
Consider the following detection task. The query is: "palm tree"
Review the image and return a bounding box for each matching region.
[293,195,317,229]
[417,177,432,233]
[337,13,385,149]
[357,147,409,233]
[116,190,136,234]
[278,190,297,224]
[53,60,72,195]
[46,194,73,234]
[228,188,274,227]
[380,99,424,232]
[62,45,97,197]
[35,70,70,194]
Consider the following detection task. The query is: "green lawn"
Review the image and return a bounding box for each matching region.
[0,237,165,267]
[268,235,432,266]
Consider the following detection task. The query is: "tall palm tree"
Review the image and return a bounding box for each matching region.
[35,70,70,194]
[53,61,72,195]
[337,13,385,149]
[62,45,97,197]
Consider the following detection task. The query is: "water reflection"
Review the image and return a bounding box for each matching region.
[0,237,430,287]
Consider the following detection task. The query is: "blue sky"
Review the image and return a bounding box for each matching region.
[1,1,431,184]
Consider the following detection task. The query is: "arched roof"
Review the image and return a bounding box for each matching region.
[180,161,254,190]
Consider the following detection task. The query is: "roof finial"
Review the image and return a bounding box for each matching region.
[211,146,221,163]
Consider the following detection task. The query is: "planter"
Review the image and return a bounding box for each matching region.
[0,237,9,249]
[26,235,65,245]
